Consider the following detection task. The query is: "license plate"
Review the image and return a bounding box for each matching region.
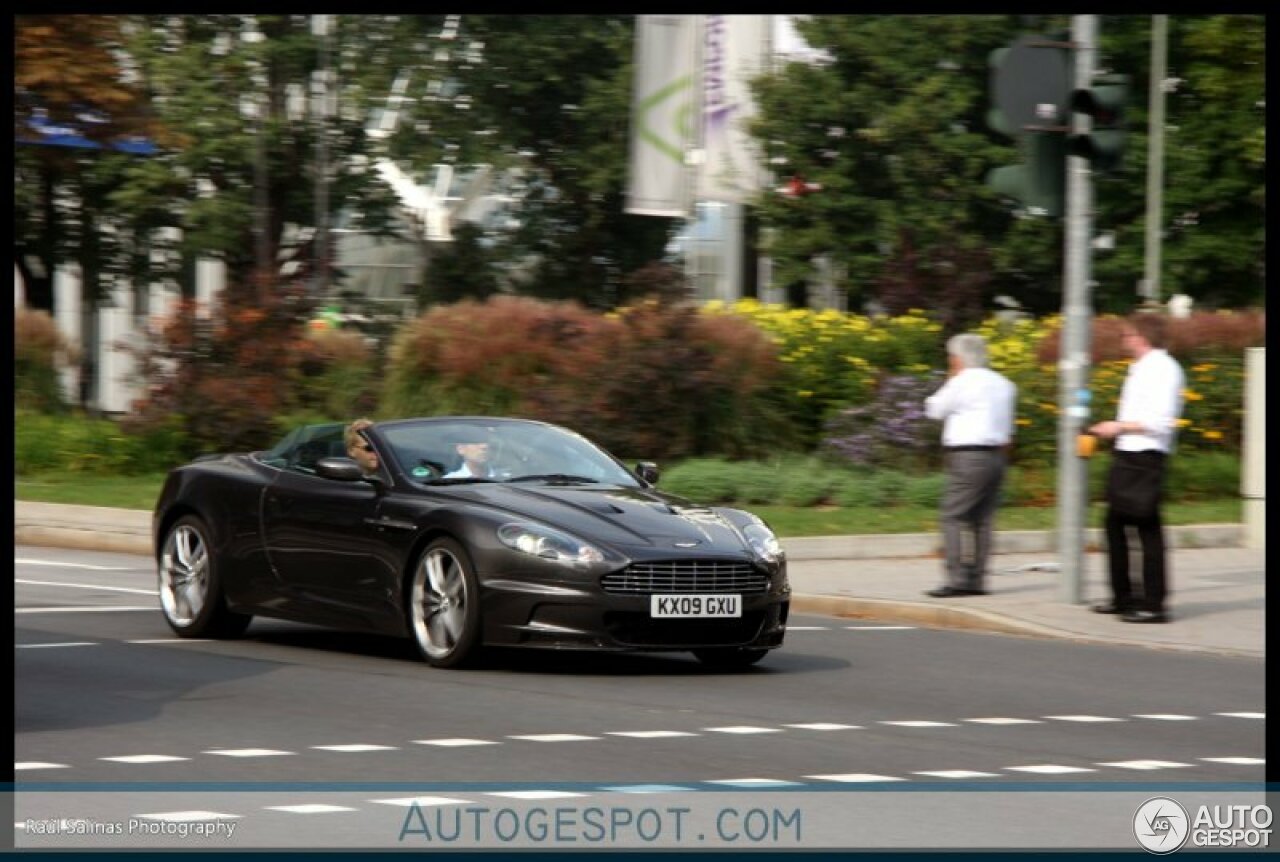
[650,594,741,618]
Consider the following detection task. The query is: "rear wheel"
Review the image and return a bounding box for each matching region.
[408,538,482,668]
[692,647,768,669]
[158,515,252,638]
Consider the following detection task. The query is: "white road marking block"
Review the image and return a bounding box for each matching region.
[783,723,861,731]
[487,790,587,800]
[16,642,98,649]
[1098,760,1191,770]
[914,770,1000,779]
[310,744,398,752]
[265,804,358,814]
[372,797,470,807]
[1201,757,1265,765]
[1006,764,1096,774]
[707,778,802,787]
[879,721,957,728]
[1132,714,1197,720]
[964,718,1042,725]
[414,738,500,747]
[100,755,189,764]
[507,734,599,742]
[16,606,156,613]
[1215,712,1265,719]
[15,762,68,770]
[203,749,295,758]
[605,731,697,738]
[702,726,781,734]
[805,773,905,783]
[1044,715,1125,723]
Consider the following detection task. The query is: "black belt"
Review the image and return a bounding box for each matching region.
[945,445,1001,452]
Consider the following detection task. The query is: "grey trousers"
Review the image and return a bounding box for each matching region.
[940,449,1007,589]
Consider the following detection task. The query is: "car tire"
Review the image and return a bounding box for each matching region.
[158,514,252,638]
[692,647,768,669]
[408,537,482,668]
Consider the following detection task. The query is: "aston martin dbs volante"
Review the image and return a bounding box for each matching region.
[153,417,789,668]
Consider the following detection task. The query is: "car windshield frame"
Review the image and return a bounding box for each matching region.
[373,418,643,488]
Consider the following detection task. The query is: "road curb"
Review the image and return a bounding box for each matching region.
[788,593,1259,658]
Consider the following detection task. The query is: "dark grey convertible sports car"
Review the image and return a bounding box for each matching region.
[153,417,789,668]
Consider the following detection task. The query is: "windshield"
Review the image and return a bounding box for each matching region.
[377,419,642,487]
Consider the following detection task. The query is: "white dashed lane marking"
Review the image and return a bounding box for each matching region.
[136,811,240,822]
[914,770,1001,779]
[606,730,698,738]
[15,607,156,614]
[807,773,905,783]
[1202,757,1265,765]
[844,625,916,631]
[21,712,1264,775]
[708,778,804,787]
[487,790,587,800]
[1006,764,1096,774]
[1098,760,1192,770]
[372,797,469,808]
[414,738,500,747]
[880,720,958,728]
[265,804,359,814]
[15,559,135,571]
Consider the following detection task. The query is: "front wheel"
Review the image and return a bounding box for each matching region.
[158,515,252,638]
[407,538,482,668]
[692,647,768,669]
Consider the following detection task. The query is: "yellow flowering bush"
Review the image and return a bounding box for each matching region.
[702,301,1254,468]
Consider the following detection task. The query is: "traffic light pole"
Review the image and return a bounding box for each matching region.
[1058,14,1097,604]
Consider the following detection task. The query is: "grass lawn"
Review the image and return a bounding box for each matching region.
[15,472,1242,538]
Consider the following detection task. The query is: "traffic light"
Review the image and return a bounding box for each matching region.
[985,34,1071,218]
[986,132,1066,218]
[1068,74,1131,173]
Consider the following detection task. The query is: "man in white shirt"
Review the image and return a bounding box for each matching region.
[923,334,1017,597]
[443,429,497,479]
[1088,313,1185,624]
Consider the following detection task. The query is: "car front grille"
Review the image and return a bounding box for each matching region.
[601,560,769,595]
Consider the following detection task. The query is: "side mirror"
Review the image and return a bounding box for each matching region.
[635,461,660,485]
[315,456,367,482]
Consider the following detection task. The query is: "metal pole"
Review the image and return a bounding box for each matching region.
[1140,14,1168,306]
[313,15,332,299]
[1058,14,1096,604]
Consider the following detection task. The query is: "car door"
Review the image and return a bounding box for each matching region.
[261,465,398,625]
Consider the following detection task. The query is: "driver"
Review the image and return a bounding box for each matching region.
[444,428,497,479]
[344,418,380,477]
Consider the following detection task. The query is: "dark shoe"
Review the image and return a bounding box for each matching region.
[1121,609,1169,624]
[926,586,988,598]
[1092,602,1128,614]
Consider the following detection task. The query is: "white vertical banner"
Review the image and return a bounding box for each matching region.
[698,14,772,203]
[626,15,697,217]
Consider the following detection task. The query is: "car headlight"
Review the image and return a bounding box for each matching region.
[743,522,784,564]
[498,522,605,568]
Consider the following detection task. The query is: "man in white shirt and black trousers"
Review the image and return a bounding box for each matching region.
[923,333,1017,598]
[1088,312,1185,624]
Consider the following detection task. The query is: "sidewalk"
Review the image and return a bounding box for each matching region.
[14,502,1266,658]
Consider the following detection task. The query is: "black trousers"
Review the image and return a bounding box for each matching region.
[1104,450,1169,613]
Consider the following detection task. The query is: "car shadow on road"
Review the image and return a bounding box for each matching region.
[245,623,849,676]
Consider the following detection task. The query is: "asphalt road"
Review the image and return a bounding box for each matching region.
[14,546,1268,851]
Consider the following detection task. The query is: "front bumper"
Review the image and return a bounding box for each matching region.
[478,564,790,652]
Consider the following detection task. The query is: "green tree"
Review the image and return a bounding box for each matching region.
[377,15,676,308]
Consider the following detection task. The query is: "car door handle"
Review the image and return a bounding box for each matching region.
[364,516,415,531]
